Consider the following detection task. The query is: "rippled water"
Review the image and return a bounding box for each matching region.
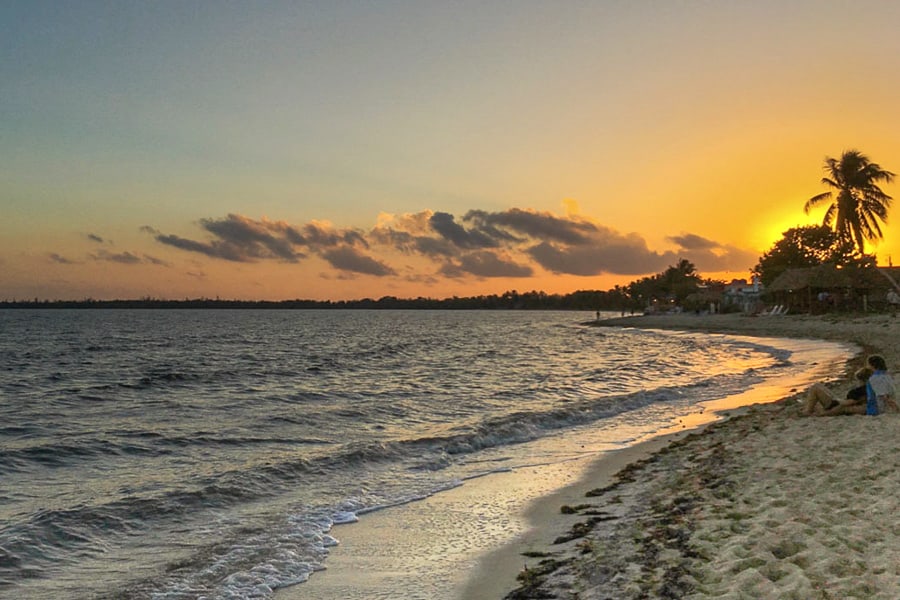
[0,309,852,599]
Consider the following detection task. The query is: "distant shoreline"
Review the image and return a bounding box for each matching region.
[0,297,616,310]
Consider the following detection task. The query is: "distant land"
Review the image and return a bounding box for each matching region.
[0,290,628,311]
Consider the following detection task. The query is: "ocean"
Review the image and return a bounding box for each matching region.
[0,309,854,599]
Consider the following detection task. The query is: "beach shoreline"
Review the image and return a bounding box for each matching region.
[460,428,706,600]
[495,312,900,599]
[276,312,888,600]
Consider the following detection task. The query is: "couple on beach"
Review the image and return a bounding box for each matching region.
[802,354,899,416]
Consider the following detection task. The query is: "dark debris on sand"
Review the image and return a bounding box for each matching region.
[502,406,782,599]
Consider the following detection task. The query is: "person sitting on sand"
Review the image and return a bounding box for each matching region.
[865,355,899,415]
[802,367,872,416]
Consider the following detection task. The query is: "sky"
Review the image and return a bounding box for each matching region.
[3,0,900,301]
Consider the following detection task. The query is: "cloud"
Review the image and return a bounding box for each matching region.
[49,253,77,264]
[86,233,106,244]
[150,206,758,282]
[92,250,141,264]
[440,251,534,278]
[668,233,718,250]
[156,234,249,262]
[153,214,375,265]
[321,246,396,276]
[429,212,499,249]
[527,235,674,276]
[199,214,301,262]
[90,249,171,266]
[376,211,433,235]
[371,212,457,257]
[155,215,302,262]
[288,221,367,249]
[464,208,595,245]
[51,246,168,267]
[667,233,759,272]
[451,209,675,276]
[153,214,387,276]
[91,250,142,264]
[380,207,674,276]
[678,245,759,272]
[143,254,171,267]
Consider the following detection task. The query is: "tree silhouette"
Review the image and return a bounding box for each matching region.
[804,150,895,256]
[626,258,703,308]
[752,225,862,287]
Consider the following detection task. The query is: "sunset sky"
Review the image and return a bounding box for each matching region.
[4,1,900,301]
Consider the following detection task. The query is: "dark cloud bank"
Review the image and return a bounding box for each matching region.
[146,208,756,280]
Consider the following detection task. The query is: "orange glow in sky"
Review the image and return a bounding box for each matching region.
[3,2,900,301]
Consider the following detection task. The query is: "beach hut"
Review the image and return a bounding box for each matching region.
[767,265,899,313]
[766,265,853,313]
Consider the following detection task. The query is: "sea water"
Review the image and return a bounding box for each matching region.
[0,309,853,599]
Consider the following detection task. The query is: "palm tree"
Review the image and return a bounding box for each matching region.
[804,150,895,256]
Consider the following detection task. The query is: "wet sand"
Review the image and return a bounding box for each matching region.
[278,429,697,600]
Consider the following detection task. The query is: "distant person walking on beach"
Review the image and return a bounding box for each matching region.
[802,367,872,416]
[865,355,899,415]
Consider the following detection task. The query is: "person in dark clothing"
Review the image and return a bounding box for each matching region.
[801,367,873,416]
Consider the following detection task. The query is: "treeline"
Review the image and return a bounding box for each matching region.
[0,289,632,311]
[3,259,716,312]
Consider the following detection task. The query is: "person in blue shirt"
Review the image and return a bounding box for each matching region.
[865,355,898,415]
[802,367,872,416]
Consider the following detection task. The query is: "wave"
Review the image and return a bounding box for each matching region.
[0,440,166,473]
[1,314,823,598]
[1,364,771,576]
[0,433,334,475]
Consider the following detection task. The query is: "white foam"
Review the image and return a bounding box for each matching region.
[330,511,358,525]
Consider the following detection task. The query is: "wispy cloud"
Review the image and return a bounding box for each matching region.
[155,234,248,262]
[92,250,142,265]
[90,250,172,266]
[49,253,77,264]
[143,254,171,267]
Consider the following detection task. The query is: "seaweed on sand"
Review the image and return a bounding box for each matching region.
[504,558,568,600]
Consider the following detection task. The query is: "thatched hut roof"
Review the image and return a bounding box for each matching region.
[872,266,900,291]
[767,264,853,292]
[768,265,900,292]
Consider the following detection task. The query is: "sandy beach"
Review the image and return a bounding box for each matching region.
[275,311,900,599]
[493,312,900,599]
